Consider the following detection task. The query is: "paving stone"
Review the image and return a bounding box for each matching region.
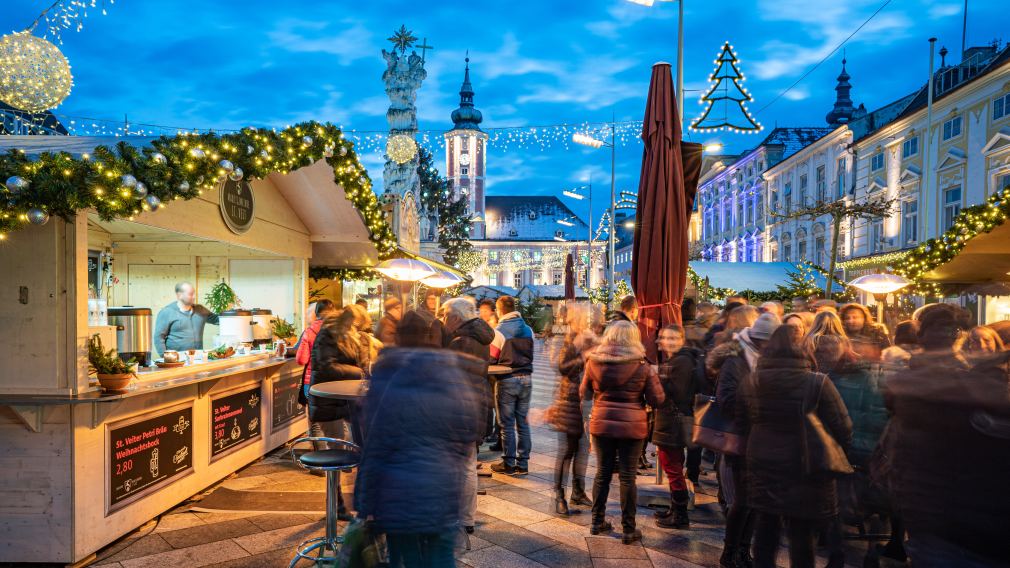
[524,518,591,551]
[154,511,206,533]
[527,543,594,568]
[246,513,320,531]
[586,535,650,559]
[477,520,558,555]
[119,539,250,568]
[486,485,551,507]
[232,521,323,555]
[204,546,295,568]
[646,547,708,568]
[459,544,550,568]
[477,494,553,526]
[98,534,174,563]
[591,558,654,568]
[159,518,262,549]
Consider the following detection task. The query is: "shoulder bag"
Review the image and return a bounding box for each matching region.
[801,374,854,476]
[691,393,744,455]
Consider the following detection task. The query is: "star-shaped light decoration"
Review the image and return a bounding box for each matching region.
[387,25,418,53]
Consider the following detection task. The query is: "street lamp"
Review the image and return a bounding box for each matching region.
[703,142,724,153]
[848,273,910,326]
[626,0,684,125]
[374,258,437,310]
[556,216,575,227]
[573,128,617,299]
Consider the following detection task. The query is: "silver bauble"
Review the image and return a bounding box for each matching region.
[228,167,243,181]
[302,136,313,145]
[151,152,167,165]
[218,159,235,172]
[132,182,148,198]
[189,148,206,159]
[120,174,137,189]
[196,176,205,185]
[259,150,270,159]
[27,207,48,225]
[246,145,255,155]
[359,176,368,185]
[323,144,335,157]
[177,180,190,192]
[339,146,347,156]
[5,175,29,194]
[144,194,161,211]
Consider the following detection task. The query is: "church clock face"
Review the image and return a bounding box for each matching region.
[459,153,471,166]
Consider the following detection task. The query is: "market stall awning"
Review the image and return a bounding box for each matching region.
[690,261,826,292]
[922,220,1010,284]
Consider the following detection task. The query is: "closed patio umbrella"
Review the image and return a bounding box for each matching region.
[564,253,576,301]
[631,62,702,362]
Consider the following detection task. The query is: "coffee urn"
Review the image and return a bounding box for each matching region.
[250,309,273,348]
[218,309,254,344]
[108,306,153,366]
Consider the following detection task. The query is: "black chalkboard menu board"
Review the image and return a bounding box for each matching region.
[211,384,262,459]
[108,406,193,511]
[272,372,306,431]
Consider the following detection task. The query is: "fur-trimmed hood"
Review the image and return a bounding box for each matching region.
[707,340,742,376]
[589,342,646,364]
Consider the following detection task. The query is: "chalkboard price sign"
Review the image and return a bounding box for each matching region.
[272,372,306,431]
[109,406,193,510]
[211,384,263,459]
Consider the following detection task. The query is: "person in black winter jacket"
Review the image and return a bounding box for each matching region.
[354,311,489,567]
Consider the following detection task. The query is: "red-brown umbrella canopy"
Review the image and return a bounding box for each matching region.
[631,62,703,362]
[564,253,576,301]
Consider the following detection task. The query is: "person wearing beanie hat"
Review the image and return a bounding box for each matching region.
[717,312,780,568]
[376,297,403,346]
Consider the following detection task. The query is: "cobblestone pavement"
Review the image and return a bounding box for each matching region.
[93,340,870,567]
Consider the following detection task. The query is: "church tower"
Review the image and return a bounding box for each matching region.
[825,57,856,127]
[444,56,488,239]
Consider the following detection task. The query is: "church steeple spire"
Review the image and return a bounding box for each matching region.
[451,54,483,130]
[825,55,855,127]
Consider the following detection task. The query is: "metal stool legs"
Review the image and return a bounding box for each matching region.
[288,437,360,567]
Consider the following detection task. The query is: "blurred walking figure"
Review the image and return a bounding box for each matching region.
[652,324,705,529]
[581,321,664,544]
[758,301,785,320]
[839,303,890,361]
[885,304,1010,566]
[713,312,779,568]
[963,325,1005,358]
[741,326,852,568]
[295,300,340,465]
[354,311,489,567]
[375,297,402,346]
[490,296,535,475]
[610,294,639,323]
[805,311,853,371]
[682,299,718,349]
[547,303,598,515]
[881,320,921,367]
[441,297,495,534]
[309,305,370,521]
[782,311,815,335]
[478,299,498,328]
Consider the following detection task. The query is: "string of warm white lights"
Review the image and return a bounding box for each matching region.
[26,0,115,45]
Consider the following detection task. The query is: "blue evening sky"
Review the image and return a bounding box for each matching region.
[3,0,1006,221]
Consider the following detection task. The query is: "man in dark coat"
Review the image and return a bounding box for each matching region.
[354,311,489,566]
[375,297,401,346]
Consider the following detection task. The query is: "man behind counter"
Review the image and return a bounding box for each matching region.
[154,282,219,355]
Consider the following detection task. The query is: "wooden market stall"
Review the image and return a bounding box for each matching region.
[0,133,382,564]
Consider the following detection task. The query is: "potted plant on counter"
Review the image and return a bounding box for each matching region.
[88,334,136,392]
[271,317,298,346]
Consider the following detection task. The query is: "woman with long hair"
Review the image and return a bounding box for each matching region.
[548,302,598,515]
[580,321,664,543]
[742,325,852,567]
[805,311,856,372]
[839,303,891,361]
[712,305,760,347]
[963,325,1006,357]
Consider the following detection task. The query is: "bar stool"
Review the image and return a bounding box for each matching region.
[288,437,361,567]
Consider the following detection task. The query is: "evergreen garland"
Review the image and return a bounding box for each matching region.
[0,121,396,280]
[417,146,473,266]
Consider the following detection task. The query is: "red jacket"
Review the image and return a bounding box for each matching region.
[581,344,664,440]
[296,319,324,384]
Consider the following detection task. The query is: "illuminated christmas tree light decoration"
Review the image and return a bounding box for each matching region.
[0,31,73,112]
[385,134,418,164]
[690,42,762,133]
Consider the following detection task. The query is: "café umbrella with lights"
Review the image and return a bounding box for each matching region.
[0,124,398,565]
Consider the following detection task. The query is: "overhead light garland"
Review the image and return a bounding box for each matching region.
[690,41,762,134]
[836,250,910,271]
[457,245,605,276]
[894,185,1010,296]
[0,120,397,279]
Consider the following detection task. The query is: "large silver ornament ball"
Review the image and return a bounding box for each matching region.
[228,167,244,182]
[5,175,29,194]
[151,152,167,165]
[144,194,161,211]
[120,174,137,189]
[218,159,235,172]
[189,148,206,159]
[0,32,73,113]
[302,136,313,146]
[339,146,348,156]
[27,207,49,225]
[177,180,190,192]
[132,182,148,198]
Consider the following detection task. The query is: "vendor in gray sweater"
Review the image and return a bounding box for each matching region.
[154,282,219,354]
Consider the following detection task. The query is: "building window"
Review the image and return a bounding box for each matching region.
[737,199,745,226]
[783,244,792,262]
[554,230,564,238]
[836,158,846,198]
[797,239,807,261]
[552,270,563,286]
[461,167,469,175]
[870,152,885,172]
[528,212,537,220]
[770,191,779,213]
[942,116,962,140]
[994,92,1010,121]
[814,236,825,266]
[746,196,754,224]
[799,174,808,207]
[533,250,542,261]
[815,165,826,203]
[513,272,523,289]
[870,218,884,253]
[508,229,518,237]
[489,273,499,286]
[754,196,763,222]
[902,199,918,244]
[723,202,733,231]
[995,173,1010,193]
[902,136,919,158]
[783,182,792,212]
[489,250,498,261]
[943,186,962,230]
[533,272,543,285]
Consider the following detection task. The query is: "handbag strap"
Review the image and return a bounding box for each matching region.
[804,372,826,414]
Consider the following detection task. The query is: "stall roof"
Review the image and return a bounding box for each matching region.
[690,261,826,292]
[923,221,1010,284]
[518,284,589,301]
[0,136,378,268]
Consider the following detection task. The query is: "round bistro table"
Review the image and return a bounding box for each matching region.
[309,380,366,445]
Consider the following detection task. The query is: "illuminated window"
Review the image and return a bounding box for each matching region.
[902,136,919,158]
[903,200,918,244]
[942,116,962,140]
[994,92,1010,120]
[943,186,962,230]
[816,165,826,202]
[513,272,523,289]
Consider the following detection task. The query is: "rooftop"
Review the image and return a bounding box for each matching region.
[483,195,588,241]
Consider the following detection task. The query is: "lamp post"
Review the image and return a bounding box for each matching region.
[573,129,616,301]
[848,273,910,327]
[626,0,684,124]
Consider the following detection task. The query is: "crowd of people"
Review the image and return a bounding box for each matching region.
[293,288,1010,568]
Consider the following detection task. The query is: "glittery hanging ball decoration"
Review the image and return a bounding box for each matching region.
[177,180,190,192]
[5,175,29,194]
[189,148,206,159]
[385,134,417,164]
[228,167,243,181]
[218,159,234,172]
[0,32,73,112]
[27,207,49,225]
[132,182,148,198]
[144,194,161,211]
[151,152,167,165]
[301,136,313,146]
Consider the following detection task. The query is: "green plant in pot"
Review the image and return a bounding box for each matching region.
[205,280,240,313]
[88,334,136,392]
[270,317,297,344]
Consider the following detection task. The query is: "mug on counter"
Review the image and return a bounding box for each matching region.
[162,350,180,363]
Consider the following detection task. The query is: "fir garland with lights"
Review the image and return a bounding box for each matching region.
[0,121,397,279]
[894,186,1010,295]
